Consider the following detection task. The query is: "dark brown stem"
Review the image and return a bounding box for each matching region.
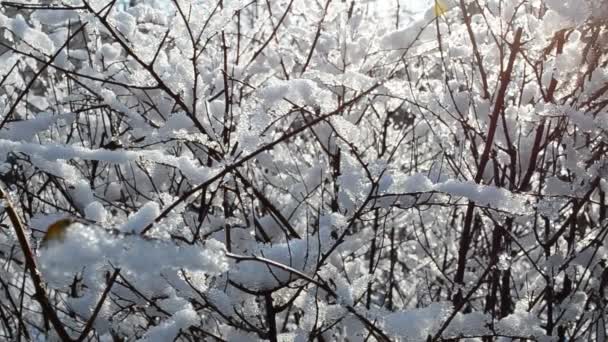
[0,184,73,341]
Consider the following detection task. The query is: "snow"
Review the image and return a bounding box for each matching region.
[70,180,96,211]
[120,201,160,234]
[393,173,434,193]
[111,11,137,38]
[560,291,586,322]
[380,20,426,50]
[495,309,546,339]
[260,79,321,109]
[0,139,214,185]
[31,9,80,27]
[389,173,528,213]
[545,0,589,26]
[138,305,199,342]
[28,155,78,182]
[100,43,122,61]
[443,311,491,338]
[383,302,452,339]
[545,177,572,196]
[9,14,55,54]
[158,112,194,135]
[206,288,236,316]
[38,223,228,290]
[85,201,108,223]
[434,179,526,211]
[229,237,321,290]
[0,139,137,163]
[1,0,606,340]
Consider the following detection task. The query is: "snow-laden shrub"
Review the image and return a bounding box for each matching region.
[0,0,607,340]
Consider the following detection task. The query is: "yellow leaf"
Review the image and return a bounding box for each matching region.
[434,0,448,17]
[40,218,76,247]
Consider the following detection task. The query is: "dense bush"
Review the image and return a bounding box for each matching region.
[0,0,607,340]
